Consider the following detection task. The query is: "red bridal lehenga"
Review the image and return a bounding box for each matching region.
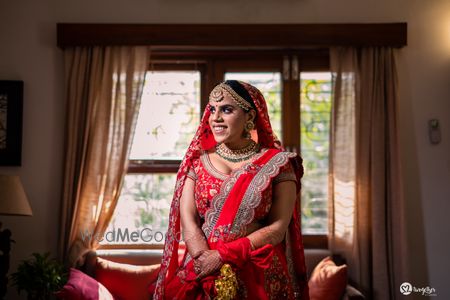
[152,82,309,300]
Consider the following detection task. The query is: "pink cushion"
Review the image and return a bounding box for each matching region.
[56,268,115,300]
[308,256,348,300]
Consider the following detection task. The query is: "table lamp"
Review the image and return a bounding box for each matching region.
[0,175,32,298]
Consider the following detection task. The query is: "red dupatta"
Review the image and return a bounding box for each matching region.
[204,148,293,245]
[205,148,304,300]
[153,82,308,300]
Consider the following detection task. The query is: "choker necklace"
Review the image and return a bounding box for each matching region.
[215,141,260,163]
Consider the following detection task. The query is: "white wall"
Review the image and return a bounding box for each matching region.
[0,1,66,299]
[1,0,449,299]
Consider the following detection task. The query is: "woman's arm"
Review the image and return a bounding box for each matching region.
[180,177,209,259]
[180,177,223,278]
[246,180,297,249]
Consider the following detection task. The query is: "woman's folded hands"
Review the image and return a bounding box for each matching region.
[194,249,223,280]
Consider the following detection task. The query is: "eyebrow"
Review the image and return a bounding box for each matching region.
[210,103,237,109]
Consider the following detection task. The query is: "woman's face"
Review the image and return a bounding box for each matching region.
[208,92,253,148]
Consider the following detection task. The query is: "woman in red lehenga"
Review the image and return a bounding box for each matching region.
[152,80,309,300]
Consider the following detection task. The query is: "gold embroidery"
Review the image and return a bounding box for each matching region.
[202,150,267,242]
[186,167,197,181]
[202,151,297,243]
[264,255,293,299]
[200,151,228,180]
[273,167,296,185]
[231,152,297,237]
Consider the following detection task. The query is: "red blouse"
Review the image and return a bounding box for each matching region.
[187,151,296,222]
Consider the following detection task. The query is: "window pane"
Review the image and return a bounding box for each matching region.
[300,72,332,234]
[224,73,282,142]
[129,71,201,160]
[101,174,176,245]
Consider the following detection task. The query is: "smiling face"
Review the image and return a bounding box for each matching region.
[208,92,255,149]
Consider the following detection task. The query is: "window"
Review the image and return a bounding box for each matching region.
[101,51,331,249]
[101,70,201,246]
[224,72,282,140]
[300,72,332,234]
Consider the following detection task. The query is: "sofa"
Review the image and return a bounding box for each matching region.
[304,249,365,300]
[58,249,365,300]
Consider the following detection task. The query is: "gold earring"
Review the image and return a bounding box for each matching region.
[244,121,254,139]
[245,121,254,132]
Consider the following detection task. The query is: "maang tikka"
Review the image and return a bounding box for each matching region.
[209,83,252,111]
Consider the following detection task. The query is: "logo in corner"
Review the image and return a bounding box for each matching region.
[400,282,413,295]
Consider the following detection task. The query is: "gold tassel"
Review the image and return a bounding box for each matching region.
[214,264,238,300]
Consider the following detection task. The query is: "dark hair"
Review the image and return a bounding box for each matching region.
[224,80,256,112]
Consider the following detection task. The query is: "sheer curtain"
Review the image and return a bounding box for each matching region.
[329,47,407,299]
[58,46,149,266]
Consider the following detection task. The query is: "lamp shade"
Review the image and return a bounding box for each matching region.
[0,175,32,216]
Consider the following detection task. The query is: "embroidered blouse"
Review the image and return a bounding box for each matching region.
[186,151,296,220]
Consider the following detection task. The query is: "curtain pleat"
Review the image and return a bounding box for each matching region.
[59,46,149,266]
[329,47,407,299]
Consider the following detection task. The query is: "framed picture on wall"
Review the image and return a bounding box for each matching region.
[0,81,23,166]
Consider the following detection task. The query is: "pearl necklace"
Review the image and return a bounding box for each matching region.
[215,141,260,163]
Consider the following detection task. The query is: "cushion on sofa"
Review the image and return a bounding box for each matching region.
[56,268,115,300]
[308,256,348,300]
[95,257,160,300]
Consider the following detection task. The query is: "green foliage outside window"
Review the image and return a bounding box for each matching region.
[300,75,332,234]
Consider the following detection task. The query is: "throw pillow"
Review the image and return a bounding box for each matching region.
[95,257,160,300]
[308,256,347,300]
[56,268,115,300]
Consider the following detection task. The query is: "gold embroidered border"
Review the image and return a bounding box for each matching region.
[201,150,267,241]
[202,151,297,242]
[231,152,297,237]
[200,151,228,181]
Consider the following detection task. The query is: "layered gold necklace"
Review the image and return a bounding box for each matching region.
[215,140,260,163]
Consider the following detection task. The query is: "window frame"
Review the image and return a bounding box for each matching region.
[127,62,207,175]
[100,50,330,250]
[59,23,406,252]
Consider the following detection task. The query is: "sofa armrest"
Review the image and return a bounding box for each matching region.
[80,250,98,278]
[79,250,160,300]
[343,284,365,300]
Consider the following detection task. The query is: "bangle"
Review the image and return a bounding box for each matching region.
[249,239,256,250]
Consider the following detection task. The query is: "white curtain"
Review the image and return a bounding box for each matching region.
[59,46,149,266]
[329,47,407,299]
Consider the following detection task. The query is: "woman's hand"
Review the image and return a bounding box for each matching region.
[194,250,223,280]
